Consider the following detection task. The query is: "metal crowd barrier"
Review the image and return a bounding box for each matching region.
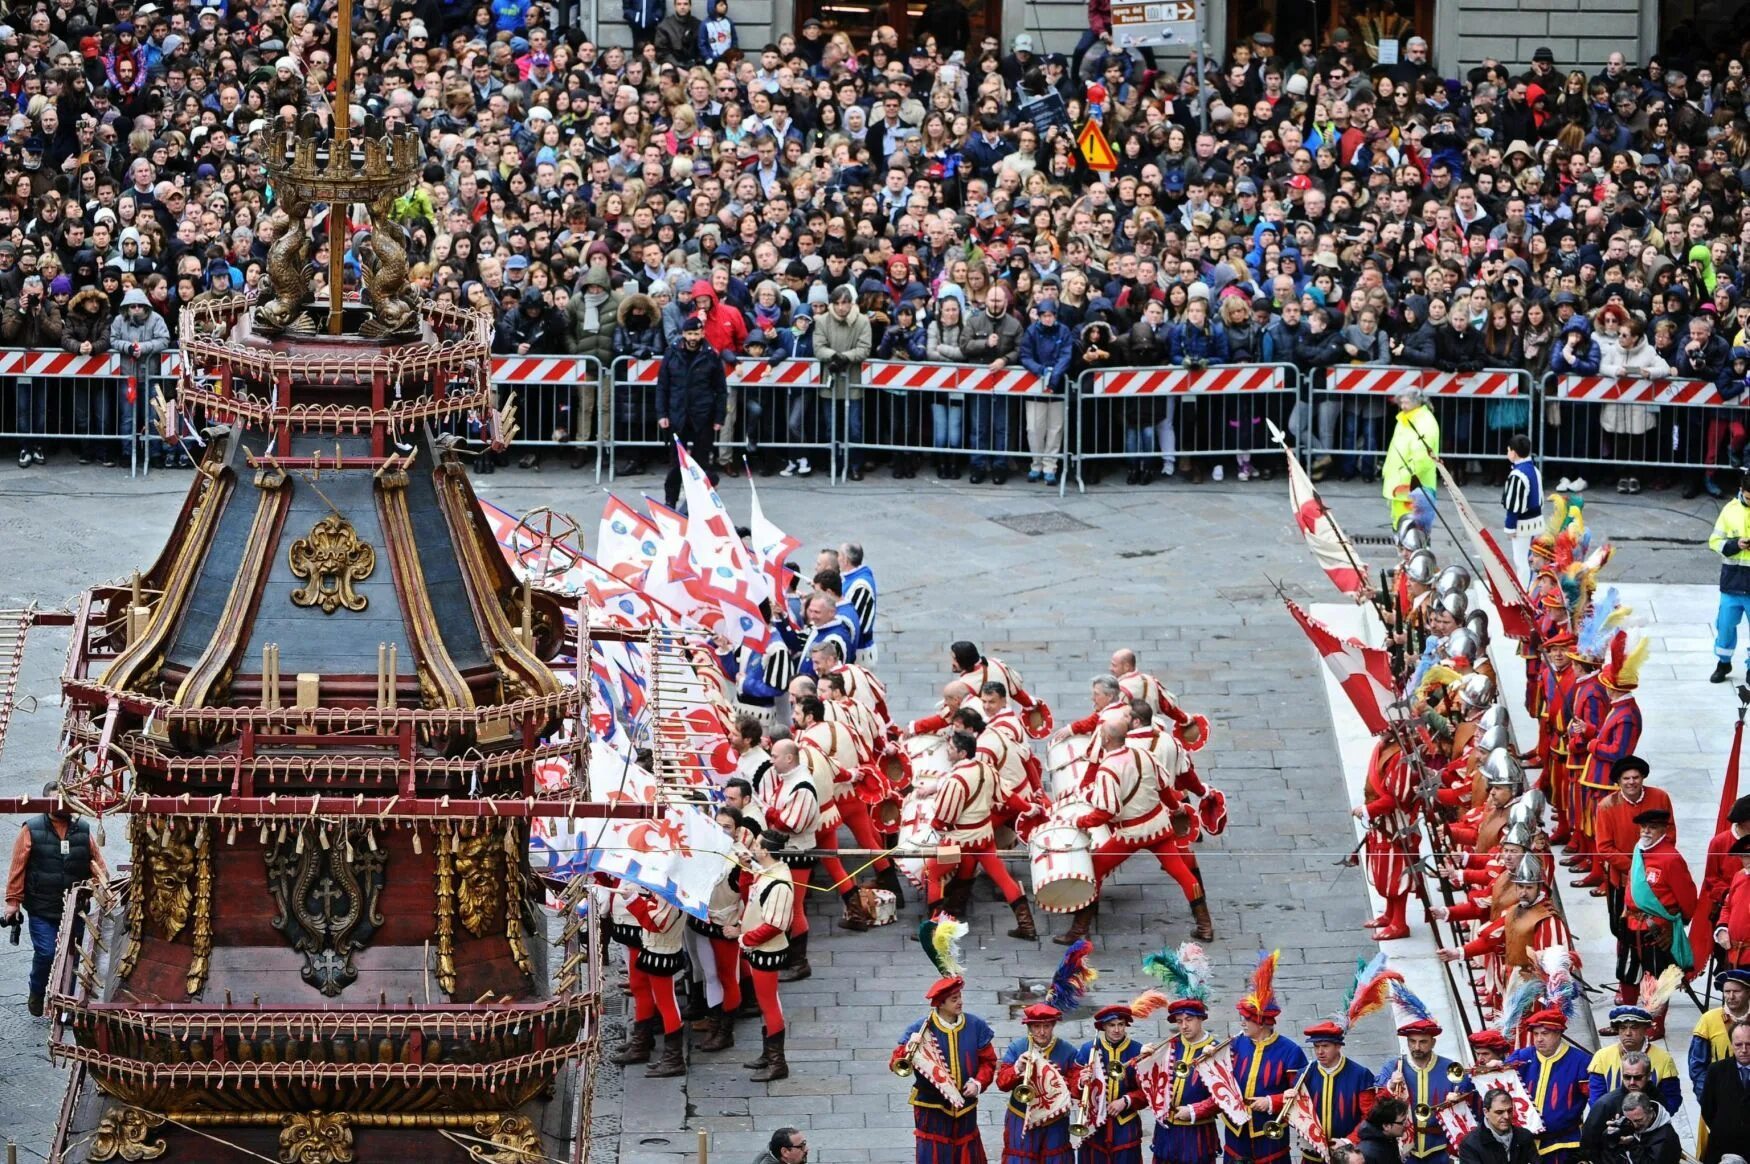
[1307,365,1534,477]
[1542,372,1737,482]
[493,353,604,477]
[607,356,829,481]
[1072,363,1298,492]
[856,360,1060,491]
[0,349,152,476]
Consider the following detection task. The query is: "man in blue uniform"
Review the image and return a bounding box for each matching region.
[998,1003,1081,1164]
[1507,1009,1589,1164]
[1299,1021,1377,1162]
[1224,954,1309,1164]
[892,975,998,1164]
[1374,1014,1466,1164]
[1081,1002,1146,1164]
[1140,998,1222,1164]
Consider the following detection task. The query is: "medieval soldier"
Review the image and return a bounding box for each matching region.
[1624,807,1698,982]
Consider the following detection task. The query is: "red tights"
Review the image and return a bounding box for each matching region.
[1092,833,1200,901]
[629,965,682,1034]
[925,843,1024,905]
[745,963,785,1034]
[709,938,743,1012]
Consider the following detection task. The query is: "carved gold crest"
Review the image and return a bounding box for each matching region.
[89,1109,167,1161]
[278,1112,356,1164]
[288,513,375,614]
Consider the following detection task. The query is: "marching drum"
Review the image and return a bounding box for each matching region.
[896,794,939,892]
[1045,734,1092,801]
[902,733,954,780]
[1027,815,1099,914]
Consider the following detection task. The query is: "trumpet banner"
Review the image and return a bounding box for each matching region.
[1285,1085,1333,1161]
[1471,1068,1543,1134]
[1022,1053,1074,1130]
[1195,1045,1251,1127]
[1130,1040,1179,1121]
[912,1032,965,1108]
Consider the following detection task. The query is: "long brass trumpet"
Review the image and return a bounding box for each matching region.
[1174,1036,1236,1079]
[1260,1073,1306,1137]
[1013,1082,1038,1107]
[1446,1062,1466,1083]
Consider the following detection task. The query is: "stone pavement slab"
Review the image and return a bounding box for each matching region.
[0,465,1728,1161]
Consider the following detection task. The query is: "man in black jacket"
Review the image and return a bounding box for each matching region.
[1459,1087,1538,1164]
[1699,1019,1750,1164]
[658,314,727,508]
[1357,1096,1409,1164]
[1595,1091,1679,1164]
[3,790,108,1017]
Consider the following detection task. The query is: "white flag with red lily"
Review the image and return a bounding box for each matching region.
[1283,596,1396,735]
[1274,421,1369,597]
[1285,1084,1334,1160]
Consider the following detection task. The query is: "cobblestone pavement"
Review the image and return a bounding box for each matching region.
[0,463,1724,1161]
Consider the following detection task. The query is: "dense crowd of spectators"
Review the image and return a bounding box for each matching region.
[1,0,1749,488]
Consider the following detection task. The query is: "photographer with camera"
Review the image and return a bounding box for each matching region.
[1581,1051,1670,1162]
[1459,1088,1538,1164]
[1587,1092,1678,1164]
[1699,1019,1750,1163]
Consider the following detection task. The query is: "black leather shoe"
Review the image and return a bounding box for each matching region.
[968,470,985,484]
[1712,660,1733,683]
[991,471,1007,485]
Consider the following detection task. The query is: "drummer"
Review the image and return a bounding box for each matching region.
[928,729,1038,938]
[1052,676,1127,743]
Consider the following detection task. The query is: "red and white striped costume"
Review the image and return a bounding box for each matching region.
[824,697,882,767]
[798,720,861,830]
[978,707,1036,801]
[1073,743,1201,903]
[908,690,982,736]
[757,760,821,846]
[828,662,892,729]
[1359,740,1420,900]
[933,758,998,847]
[928,757,1027,906]
[957,656,1036,709]
[1125,724,1196,799]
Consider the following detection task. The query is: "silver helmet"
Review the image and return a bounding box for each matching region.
[1508,790,1549,828]
[1477,705,1511,732]
[1397,524,1431,552]
[1479,722,1514,753]
[1444,628,1482,662]
[1482,747,1525,789]
[1465,609,1490,646]
[1456,672,1496,710]
[1501,822,1535,850]
[1406,550,1439,585]
[1435,591,1470,623]
[1511,853,1546,886]
[1435,565,1472,596]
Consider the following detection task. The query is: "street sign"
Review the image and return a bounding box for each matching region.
[1077,120,1118,171]
[1111,0,1198,47]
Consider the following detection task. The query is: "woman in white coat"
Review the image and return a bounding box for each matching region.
[1597,315,1672,494]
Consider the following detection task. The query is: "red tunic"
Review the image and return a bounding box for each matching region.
[1594,788,1675,890]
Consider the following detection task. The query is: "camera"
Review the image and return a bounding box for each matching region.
[1603,1117,1639,1143]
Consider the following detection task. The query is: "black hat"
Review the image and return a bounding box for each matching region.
[1728,795,1750,825]
[1731,834,1750,855]
[1610,755,1650,781]
[681,313,704,331]
[1631,807,1672,827]
[1532,46,1555,62]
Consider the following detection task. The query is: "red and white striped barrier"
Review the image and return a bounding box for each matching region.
[1326,366,1524,396]
[492,355,595,383]
[618,357,822,387]
[1086,365,1290,395]
[1552,375,1724,405]
[860,360,1045,395]
[0,350,119,377]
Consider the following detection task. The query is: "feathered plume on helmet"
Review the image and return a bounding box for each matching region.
[1408,488,1436,538]
[1047,939,1099,1013]
[918,913,968,978]
[1536,946,1584,1018]
[1600,629,1648,691]
[1388,979,1442,1037]
[1143,942,1213,1002]
[1236,949,1282,1024]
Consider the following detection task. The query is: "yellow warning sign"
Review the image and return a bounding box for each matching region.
[1077,120,1118,171]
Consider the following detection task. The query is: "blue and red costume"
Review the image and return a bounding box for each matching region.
[1080,1032,1144,1164]
[895,1001,998,1164]
[1373,1051,1468,1164]
[1221,1031,1308,1164]
[1563,669,1610,875]
[1299,1057,1377,1161]
[1508,1035,1588,1164]
[998,1033,1081,1164]
[1131,1030,1221,1164]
